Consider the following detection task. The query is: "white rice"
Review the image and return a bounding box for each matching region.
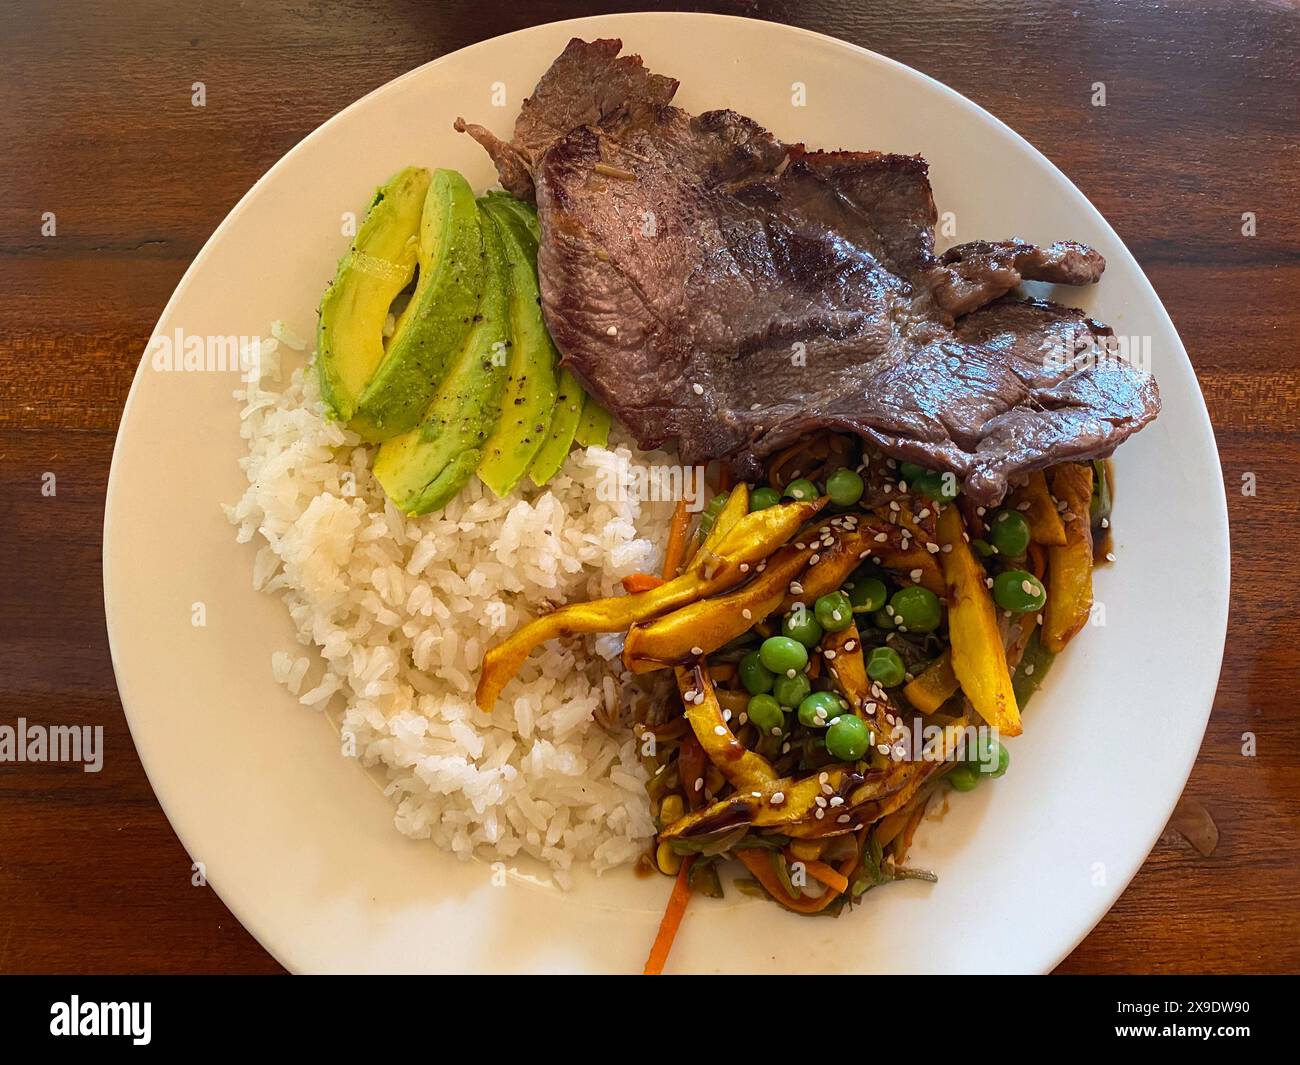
[226,329,675,885]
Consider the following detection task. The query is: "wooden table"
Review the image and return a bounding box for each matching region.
[1,0,1296,974]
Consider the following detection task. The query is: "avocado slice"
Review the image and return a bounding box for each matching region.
[475,198,561,497]
[316,167,430,422]
[573,396,612,449]
[526,368,585,487]
[373,206,511,515]
[351,169,487,442]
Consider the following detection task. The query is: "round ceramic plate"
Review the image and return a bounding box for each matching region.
[104,12,1228,973]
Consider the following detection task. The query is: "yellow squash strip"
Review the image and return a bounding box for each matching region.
[686,482,749,570]
[474,498,824,709]
[778,525,875,610]
[660,766,853,839]
[821,621,871,714]
[936,505,1022,736]
[676,663,776,791]
[624,544,813,672]
[1043,463,1095,652]
[1010,470,1068,546]
[903,649,959,714]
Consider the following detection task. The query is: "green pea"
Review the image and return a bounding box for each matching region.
[773,671,812,709]
[825,714,872,760]
[814,591,854,633]
[783,478,819,502]
[889,586,942,633]
[758,635,808,675]
[746,693,785,734]
[797,690,845,729]
[871,608,898,632]
[866,645,906,686]
[992,569,1047,613]
[968,734,1011,778]
[914,469,959,501]
[826,467,865,506]
[781,606,824,648]
[848,576,888,614]
[739,650,776,695]
[749,486,781,511]
[989,509,1031,558]
[947,765,981,792]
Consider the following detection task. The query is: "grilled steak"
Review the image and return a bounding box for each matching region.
[459,37,1160,504]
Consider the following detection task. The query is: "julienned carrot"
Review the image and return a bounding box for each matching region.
[643,856,694,975]
[662,499,691,579]
[622,572,666,594]
[803,859,850,896]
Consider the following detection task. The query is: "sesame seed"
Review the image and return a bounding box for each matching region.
[986,578,994,589]
[739,563,750,573]
[1021,579,1035,595]
[723,709,732,722]
[771,791,786,804]
[714,725,727,736]
[942,543,953,553]
[910,568,923,582]
[977,506,987,515]
[818,772,829,783]
[690,645,703,656]
[815,796,828,808]
[781,743,791,754]
[1101,517,1110,529]
[751,791,762,798]
[815,808,825,819]
[810,554,820,565]
[844,640,857,652]
[926,542,940,553]
[691,382,704,395]
[606,325,618,335]
[786,668,797,678]
[1017,501,1030,512]
[877,743,889,754]
[824,649,837,660]
[739,712,748,725]
[694,777,704,791]
[742,608,753,620]
[829,796,844,807]
[1025,663,1036,675]
[837,814,852,824]
[1106,552,1117,562]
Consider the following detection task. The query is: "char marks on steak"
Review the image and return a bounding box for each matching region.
[459,38,1160,505]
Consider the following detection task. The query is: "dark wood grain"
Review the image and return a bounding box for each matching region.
[1,0,1296,974]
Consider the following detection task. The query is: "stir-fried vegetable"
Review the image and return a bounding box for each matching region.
[1043,463,1095,652]
[469,436,1118,948]
[475,495,823,709]
[937,504,1023,736]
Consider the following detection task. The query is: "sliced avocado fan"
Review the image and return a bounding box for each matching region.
[316,166,429,423]
[372,204,511,515]
[475,197,561,497]
[350,169,487,442]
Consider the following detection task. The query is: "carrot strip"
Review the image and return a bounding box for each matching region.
[662,499,691,579]
[622,572,666,594]
[803,859,850,896]
[736,850,839,914]
[643,856,694,975]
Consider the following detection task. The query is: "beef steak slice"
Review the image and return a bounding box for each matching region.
[458,38,1160,505]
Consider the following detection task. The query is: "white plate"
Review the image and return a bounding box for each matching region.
[104,12,1228,973]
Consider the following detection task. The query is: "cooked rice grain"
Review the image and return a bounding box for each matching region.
[226,341,675,882]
